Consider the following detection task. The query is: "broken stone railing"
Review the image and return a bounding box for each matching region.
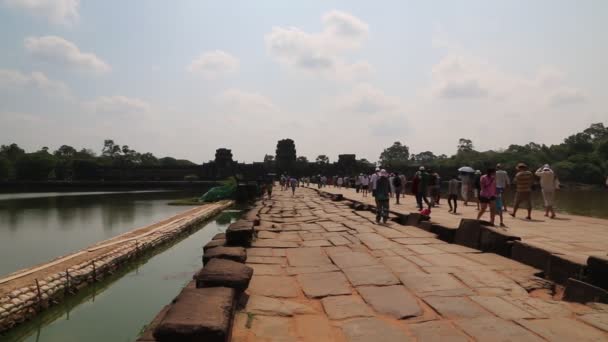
[137,203,263,342]
[316,189,608,305]
[0,202,232,333]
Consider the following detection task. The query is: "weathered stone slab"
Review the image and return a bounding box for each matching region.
[423,296,489,319]
[356,233,395,250]
[321,295,375,319]
[462,252,535,271]
[516,317,607,341]
[286,247,331,267]
[454,316,544,342]
[203,246,247,265]
[246,256,286,265]
[469,296,534,319]
[404,244,445,255]
[409,321,468,342]
[342,265,400,286]
[380,256,426,274]
[392,238,438,245]
[154,287,235,342]
[357,285,423,319]
[251,239,299,248]
[297,272,351,298]
[301,240,333,247]
[246,295,316,316]
[204,239,225,251]
[226,220,254,246]
[247,263,284,275]
[249,316,296,342]
[294,315,334,341]
[257,231,279,239]
[374,227,409,239]
[247,247,274,256]
[341,318,411,342]
[137,305,170,341]
[399,273,468,294]
[453,219,482,249]
[547,254,586,284]
[578,313,608,332]
[328,251,378,269]
[328,235,351,246]
[194,258,253,292]
[417,253,483,267]
[563,278,608,304]
[286,264,340,275]
[431,243,480,254]
[248,276,300,298]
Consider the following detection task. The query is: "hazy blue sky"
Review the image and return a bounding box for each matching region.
[1,0,606,163]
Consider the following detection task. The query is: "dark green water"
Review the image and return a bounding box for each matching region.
[499,188,608,218]
[0,191,202,277]
[1,209,241,342]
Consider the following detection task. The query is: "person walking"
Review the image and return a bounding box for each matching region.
[412,171,421,209]
[447,174,460,214]
[536,164,559,219]
[265,180,273,199]
[393,172,403,204]
[510,163,534,220]
[460,172,472,206]
[355,174,362,193]
[428,170,439,207]
[474,170,482,210]
[361,174,370,197]
[374,170,391,224]
[477,168,497,225]
[417,167,431,210]
[289,176,298,196]
[495,164,510,211]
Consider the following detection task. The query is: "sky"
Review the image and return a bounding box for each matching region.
[0,0,606,163]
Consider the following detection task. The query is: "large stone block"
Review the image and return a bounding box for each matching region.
[203,246,247,265]
[478,226,520,257]
[137,305,170,341]
[511,241,552,272]
[226,220,254,247]
[430,224,456,243]
[204,239,226,251]
[194,259,253,293]
[405,213,421,226]
[587,255,608,290]
[547,254,586,284]
[453,219,482,249]
[563,278,608,304]
[153,287,235,342]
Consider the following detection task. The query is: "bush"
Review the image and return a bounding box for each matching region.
[15,152,57,180]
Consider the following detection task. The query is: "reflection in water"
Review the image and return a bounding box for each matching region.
[1,209,242,342]
[0,191,205,277]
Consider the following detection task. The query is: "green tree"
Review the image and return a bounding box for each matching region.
[0,143,25,162]
[15,152,57,180]
[54,145,77,159]
[379,141,409,168]
[410,151,437,164]
[275,139,296,173]
[0,156,11,180]
[457,138,474,153]
[140,152,159,166]
[315,155,330,164]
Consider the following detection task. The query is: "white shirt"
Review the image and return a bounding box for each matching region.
[361,176,369,186]
[370,173,379,190]
[535,169,557,191]
[495,170,510,188]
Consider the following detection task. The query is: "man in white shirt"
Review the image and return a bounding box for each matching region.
[495,164,510,211]
[535,164,559,219]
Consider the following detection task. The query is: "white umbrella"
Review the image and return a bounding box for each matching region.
[458,166,475,173]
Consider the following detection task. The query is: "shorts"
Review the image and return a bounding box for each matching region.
[514,191,532,209]
[542,190,555,207]
[496,187,504,194]
[479,196,496,204]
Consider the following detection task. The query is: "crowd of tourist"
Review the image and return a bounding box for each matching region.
[307,162,560,226]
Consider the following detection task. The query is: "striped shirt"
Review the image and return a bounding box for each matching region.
[515,171,534,192]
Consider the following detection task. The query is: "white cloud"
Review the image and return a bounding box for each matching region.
[187,50,239,79]
[86,96,151,116]
[216,89,279,114]
[0,68,71,96]
[336,83,401,114]
[25,36,111,74]
[3,0,79,25]
[265,10,372,81]
[548,87,586,106]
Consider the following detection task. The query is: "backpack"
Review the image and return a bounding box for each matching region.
[393,176,402,187]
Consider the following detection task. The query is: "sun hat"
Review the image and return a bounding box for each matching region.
[419,166,425,171]
[517,163,528,169]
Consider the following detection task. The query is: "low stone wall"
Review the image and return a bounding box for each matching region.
[138,202,263,342]
[0,202,232,333]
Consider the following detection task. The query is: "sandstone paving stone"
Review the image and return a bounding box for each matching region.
[340,317,411,342]
[286,264,340,275]
[417,253,483,267]
[409,320,469,342]
[250,315,297,342]
[423,296,489,319]
[248,276,301,298]
[286,247,331,267]
[357,285,423,319]
[431,243,480,254]
[469,295,535,319]
[328,251,378,269]
[329,235,351,246]
[323,246,352,254]
[381,256,426,274]
[321,295,375,319]
[578,313,608,332]
[404,244,445,255]
[342,265,400,286]
[273,249,287,257]
[297,272,352,298]
[516,317,608,341]
[301,240,333,247]
[294,315,334,341]
[257,231,279,239]
[202,246,247,264]
[374,227,409,239]
[393,226,437,238]
[251,239,299,248]
[403,255,433,267]
[246,256,286,265]
[154,287,235,342]
[299,232,324,240]
[325,225,350,232]
[246,295,316,316]
[356,233,397,250]
[194,258,253,292]
[278,232,303,242]
[392,238,439,245]
[247,263,285,276]
[399,273,469,294]
[462,252,536,271]
[454,316,544,342]
[247,248,274,256]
